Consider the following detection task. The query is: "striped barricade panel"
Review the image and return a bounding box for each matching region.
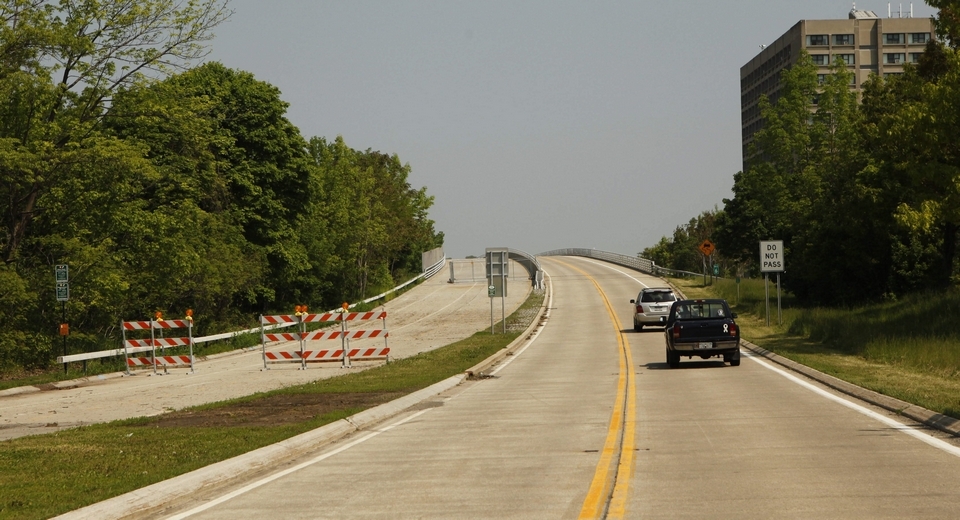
[300,350,344,362]
[264,333,301,343]
[345,329,389,340]
[302,311,386,323]
[301,313,343,323]
[155,355,192,367]
[126,357,155,367]
[153,320,191,329]
[264,351,303,363]
[122,321,152,331]
[344,311,387,322]
[261,315,298,325]
[347,347,390,361]
[153,337,192,348]
[302,330,345,341]
[123,339,155,354]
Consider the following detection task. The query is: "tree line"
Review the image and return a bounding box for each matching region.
[0,1,442,370]
[644,3,960,306]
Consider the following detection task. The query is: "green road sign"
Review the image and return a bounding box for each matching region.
[713,264,719,276]
[56,282,69,302]
[55,264,69,282]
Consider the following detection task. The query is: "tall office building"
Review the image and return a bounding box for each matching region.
[740,7,935,166]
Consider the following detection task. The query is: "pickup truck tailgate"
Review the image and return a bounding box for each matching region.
[677,320,733,340]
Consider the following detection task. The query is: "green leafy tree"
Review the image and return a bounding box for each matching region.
[928,0,960,47]
[0,0,231,264]
[862,40,960,290]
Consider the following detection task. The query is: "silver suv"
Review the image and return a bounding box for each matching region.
[630,287,677,330]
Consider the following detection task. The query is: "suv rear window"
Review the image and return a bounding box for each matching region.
[640,291,676,303]
[674,302,727,319]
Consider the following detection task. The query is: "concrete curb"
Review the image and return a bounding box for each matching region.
[0,385,41,397]
[667,280,960,438]
[53,374,467,520]
[0,373,126,398]
[464,284,550,378]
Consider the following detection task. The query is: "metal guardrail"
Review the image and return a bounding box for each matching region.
[507,248,543,289]
[650,266,704,279]
[57,256,448,364]
[539,248,655,274]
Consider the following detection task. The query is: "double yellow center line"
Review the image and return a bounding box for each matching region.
[555,260,637,519]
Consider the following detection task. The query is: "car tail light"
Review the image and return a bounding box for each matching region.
[729,323,737,337]
[636,305,643,314]
[672,323,681,339]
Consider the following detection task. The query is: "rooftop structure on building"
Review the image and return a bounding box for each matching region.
[740,4,935,168]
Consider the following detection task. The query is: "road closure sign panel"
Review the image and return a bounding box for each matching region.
[760,240,784,272]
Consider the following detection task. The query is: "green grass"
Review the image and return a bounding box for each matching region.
[670,277,960,419]
[0,289,545,520]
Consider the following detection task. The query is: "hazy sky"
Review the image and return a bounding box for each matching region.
[206,1,938,259]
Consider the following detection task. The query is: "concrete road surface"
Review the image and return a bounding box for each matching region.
[0,259,530,441]
[141,255,960,519]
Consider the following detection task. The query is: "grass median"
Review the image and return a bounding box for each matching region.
[671,277,960,420]
[0,289,545,520]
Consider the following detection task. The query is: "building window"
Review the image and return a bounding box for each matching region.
[834,54,855,65]
[884,72,903,78]
[834,34,854,45]
[811,54,829,66]
[884,53,906,64]
[884,33,904,44]
[818,73,856,85]
[909,52,923,63]
[910,32,930,44]
[806,34,829,46]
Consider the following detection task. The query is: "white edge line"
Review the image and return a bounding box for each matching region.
[573,256,960,459]
[167,409,433,519]
[748,352,960,457]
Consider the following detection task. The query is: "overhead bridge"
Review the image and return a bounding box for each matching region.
[538,248,655,275]
[447,248,544,289]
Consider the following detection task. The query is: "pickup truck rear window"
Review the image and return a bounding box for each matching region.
[674,302,728,319]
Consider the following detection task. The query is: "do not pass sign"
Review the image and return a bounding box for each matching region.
[760,240,784,272]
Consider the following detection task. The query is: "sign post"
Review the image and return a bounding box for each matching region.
[55,264,69,374]
[698,240,715,286]
[486,248,509,333]
[759,241,784,326]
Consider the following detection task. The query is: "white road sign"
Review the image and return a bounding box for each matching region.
[760,240,784,272]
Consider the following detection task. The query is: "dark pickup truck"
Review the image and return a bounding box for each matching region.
[663,299,740,368]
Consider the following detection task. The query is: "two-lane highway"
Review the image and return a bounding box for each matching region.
[567,256,960,518]
[128,256,960,518]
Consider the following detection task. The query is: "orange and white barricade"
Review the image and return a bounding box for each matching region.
[260,309,389,369]
[259,315,308,370]
[122,318,194,375]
